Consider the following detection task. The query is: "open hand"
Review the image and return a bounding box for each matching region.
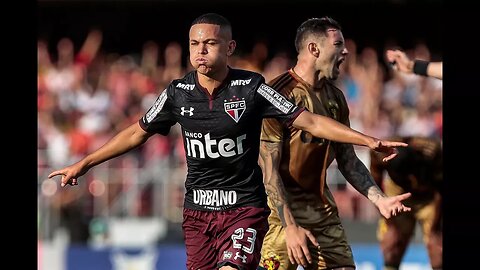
[285,225,319,268]
[375,192,412,219]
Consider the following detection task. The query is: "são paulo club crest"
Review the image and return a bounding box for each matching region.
[224,96,246,123]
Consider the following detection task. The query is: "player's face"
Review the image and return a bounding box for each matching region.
[189,23,234,76]
[317,29,348,80]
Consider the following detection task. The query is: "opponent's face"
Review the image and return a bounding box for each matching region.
[189,23,235,76]
[316,29,348,80]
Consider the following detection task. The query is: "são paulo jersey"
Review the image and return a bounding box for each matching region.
[139,67,304,211]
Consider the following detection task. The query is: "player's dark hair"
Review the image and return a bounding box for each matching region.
[387,142,442,190]
[191,13,232,33]
[386,146,414,174]
[295,16,341,53]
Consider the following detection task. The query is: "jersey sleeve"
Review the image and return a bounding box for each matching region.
[260,85,306,143]
[260,118,283,143]
[139,85,177,135]
[255,82,305,127]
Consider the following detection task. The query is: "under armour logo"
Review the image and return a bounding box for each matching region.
[180,107,194,116]
[234,252,247,263]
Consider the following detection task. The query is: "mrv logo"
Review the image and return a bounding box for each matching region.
[176,82,195,90]
[230,78,251,86]
[193,189,237,207]
[185,132,246,158]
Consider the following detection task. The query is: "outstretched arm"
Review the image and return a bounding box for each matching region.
[335,143,411,218]
[48,122,153,187]
[292,111,407,161]
[259,141,318,267]
[386,49,442,80]
[426,62,443,80]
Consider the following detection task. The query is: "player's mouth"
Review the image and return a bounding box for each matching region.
[336,58,345,69]
[196,58,208,64]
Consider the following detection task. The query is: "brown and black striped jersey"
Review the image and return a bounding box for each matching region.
[261,69,350,226]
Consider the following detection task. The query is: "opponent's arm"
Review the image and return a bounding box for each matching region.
[335,143,386,203]
[49,122,153,187]
[386,49,442,80]
[369,150,387,187]
[426,61,443,80]
[335,143,411,218]
[292,111,407,161]
[259,141,318,267]
[259,141,292,227]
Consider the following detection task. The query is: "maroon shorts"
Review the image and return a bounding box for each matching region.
[182,206,270,270]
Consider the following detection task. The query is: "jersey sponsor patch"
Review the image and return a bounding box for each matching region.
[193,189,237,210]
[184,132,246,159]
[176,82,195,90]
[256,83,295,114]
[224,97,246,123]
[230,78,252,86]
[145,89,168,123]
[180,106,194,116]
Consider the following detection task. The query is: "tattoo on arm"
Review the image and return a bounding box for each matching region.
[259,141,294,226]
[369,151,386,188]
[335,143,386,204]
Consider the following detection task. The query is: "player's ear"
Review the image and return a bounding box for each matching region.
[308,42,320,57]
[227,40,236,56]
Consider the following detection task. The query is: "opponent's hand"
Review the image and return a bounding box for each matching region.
[48,162,88,187]
[375,192,412,219]
[386,49,414,74]
[285,225,319,268]
[369,140,408,162]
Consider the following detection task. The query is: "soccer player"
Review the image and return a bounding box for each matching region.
[49,13,407,270]
[258,17,412,270]
[386,49,442,80]
[370,136,442,270]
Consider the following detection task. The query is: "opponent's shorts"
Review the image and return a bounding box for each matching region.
[258,223,355,270]
[183,206,270,270]
[377,177,441,245]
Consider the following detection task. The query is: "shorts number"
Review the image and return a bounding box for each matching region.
[231,227,257,254]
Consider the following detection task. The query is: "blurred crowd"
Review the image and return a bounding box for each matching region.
[37,29,442,243]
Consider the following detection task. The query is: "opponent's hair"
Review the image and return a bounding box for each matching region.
[191,13,232,34]
[295,16,341,53]
[386,140,442,189]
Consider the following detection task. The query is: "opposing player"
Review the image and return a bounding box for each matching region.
[370,136,442,270]
[49,13,407,270]
[258,17,411,270]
